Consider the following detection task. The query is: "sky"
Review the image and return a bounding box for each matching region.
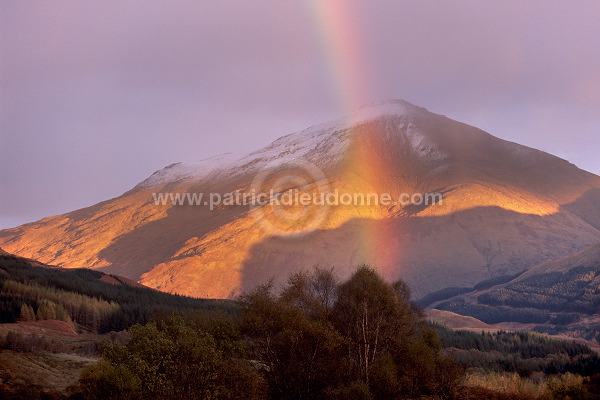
[1,1,599,230]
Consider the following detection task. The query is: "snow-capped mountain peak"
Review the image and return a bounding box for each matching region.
[136,100,440,188]
[344,99,427,123]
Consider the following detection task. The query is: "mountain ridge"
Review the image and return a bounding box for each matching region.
[1,100,599,298]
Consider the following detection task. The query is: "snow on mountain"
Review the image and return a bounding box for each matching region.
[135,153,240,188]
[344,99,425,124]
[402,122,448,161]
[138,100,440,188]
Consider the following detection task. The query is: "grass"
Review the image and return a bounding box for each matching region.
[0,351,96,392]
[464,371,587,400]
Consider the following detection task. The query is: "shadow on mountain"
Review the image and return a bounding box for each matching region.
[239,197,600,298]
[560,187,600,230]
[85,186,600,298]
[95,184,248,281]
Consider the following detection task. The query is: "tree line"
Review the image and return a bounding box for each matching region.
[435,324,600,376]
[0,254,233,333]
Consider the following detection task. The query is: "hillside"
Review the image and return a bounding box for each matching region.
[0,249,233,333]
[426,243,600,344]
[1,100,599,298]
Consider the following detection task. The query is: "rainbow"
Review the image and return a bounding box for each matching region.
[308,1,402,279]
[308,0,371,112]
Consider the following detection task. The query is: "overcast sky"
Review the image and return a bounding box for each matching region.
[1,1,599,230]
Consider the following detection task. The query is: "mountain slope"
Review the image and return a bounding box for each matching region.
[430,243,600,343]
[1,100,599,298]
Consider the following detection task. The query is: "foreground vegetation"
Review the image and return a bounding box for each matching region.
[69,266,462,399]
[69,266,600,400]
[464,371,600,400]
[1,257,599,399]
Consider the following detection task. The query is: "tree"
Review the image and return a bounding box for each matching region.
[36,299,57,320]
[241,278,344,400]
[19,303,35,321]
[241,265,464,399]
[332,265,417,388]
[74,315,265,400]
[279,266,338,319]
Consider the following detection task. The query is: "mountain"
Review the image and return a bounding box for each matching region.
[1,100,599,298]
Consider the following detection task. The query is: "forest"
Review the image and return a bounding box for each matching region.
[436,325,600,376]
[419,264,600,344]
[0,252,233,333]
